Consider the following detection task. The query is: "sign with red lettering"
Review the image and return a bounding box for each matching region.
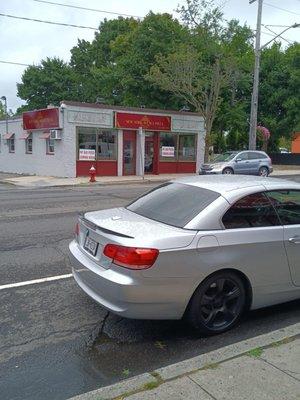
[79,149,96,161]
[161,146,175,157]
[115,112,171,131]
[23,108,60,130]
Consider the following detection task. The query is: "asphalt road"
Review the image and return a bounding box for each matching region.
[0,177,300,400]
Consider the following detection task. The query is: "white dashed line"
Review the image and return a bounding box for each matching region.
[0,273,73,290]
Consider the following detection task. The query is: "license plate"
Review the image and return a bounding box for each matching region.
[84,236,98,256]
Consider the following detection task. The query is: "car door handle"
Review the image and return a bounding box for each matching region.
[289,237,300,244]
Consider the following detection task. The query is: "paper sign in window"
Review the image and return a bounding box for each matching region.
[79,149,96,161]
[161,146,175,157]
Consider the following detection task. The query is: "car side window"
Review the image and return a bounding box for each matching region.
[222,192,280,229]
[237,152,248,161]
[248,152,263,160]
[266,190,300,225]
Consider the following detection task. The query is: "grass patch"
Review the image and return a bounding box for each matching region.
[202,362,219,370]
[150,371,163,382]
[143,381,160,391]
[247,347,263,357]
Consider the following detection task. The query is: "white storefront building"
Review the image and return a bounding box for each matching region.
[0,101,205,178]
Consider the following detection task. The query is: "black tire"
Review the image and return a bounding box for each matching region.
[222,167,234,175]
[258,166,269,177]
[186,271,246,335]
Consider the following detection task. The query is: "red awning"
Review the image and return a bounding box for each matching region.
[40,131,51,139]
[3,133,14,140]
[19,132,30,140]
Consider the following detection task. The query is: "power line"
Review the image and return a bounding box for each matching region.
[263,26,292,45]
[264,2,300,16]
[0,60,31,67]
[263,24,295,28]
[33,0,142,19]
[0,12,98,30]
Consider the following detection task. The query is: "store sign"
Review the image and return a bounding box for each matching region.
[68,110,113,127]
[116,112,171,131]
[23,108,60,130]
[172,115,204,133]
[79,149,96,161]
[161,146,175,157]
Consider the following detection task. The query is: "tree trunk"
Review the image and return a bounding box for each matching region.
[203,119,212,162]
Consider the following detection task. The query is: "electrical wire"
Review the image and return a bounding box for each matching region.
[263,26,292,45]
[32,0,142,19]
[264,2,300,16]
[263,24,295,28]
[0,12,98,30]
[0,60,31,67]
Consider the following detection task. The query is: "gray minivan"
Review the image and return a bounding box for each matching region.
[200,150,273,177]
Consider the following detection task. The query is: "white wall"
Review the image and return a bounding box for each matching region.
[0,109,77,178]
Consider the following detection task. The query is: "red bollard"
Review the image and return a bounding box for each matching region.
[89,165,96,182]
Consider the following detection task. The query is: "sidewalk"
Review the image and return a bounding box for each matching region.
[69,323,300,400]
[0,173,195,188]
[0,165,299,188]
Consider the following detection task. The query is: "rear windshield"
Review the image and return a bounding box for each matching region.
[127,182,220,228]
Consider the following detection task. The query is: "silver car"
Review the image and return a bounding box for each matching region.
[200,150,273,176]
[69,176,300,335]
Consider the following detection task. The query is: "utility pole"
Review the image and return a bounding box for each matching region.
[249,0,263,150]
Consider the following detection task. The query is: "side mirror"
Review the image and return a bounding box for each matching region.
[235,158,242,162]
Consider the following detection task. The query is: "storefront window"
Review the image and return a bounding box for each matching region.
[97,130,117,160]
[178,134,196,161]
[77,127,117,160]
[160,132,177,161]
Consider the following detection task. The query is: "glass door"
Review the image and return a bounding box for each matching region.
[123,131,136,175]
[145,133,154,174]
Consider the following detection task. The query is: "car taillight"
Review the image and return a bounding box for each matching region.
[75,222,79,240]
[103,244,159,270]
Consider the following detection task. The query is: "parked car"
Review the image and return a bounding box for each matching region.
[200,150,272,176]
[279,147,290,154]
[69,176,300,335]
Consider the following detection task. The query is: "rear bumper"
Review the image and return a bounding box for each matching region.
[69,240,189,319]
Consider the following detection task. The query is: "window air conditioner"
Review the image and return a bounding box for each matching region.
[50,129,62,140]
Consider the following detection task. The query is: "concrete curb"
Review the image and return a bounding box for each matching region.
[1,170,299,189]
[68,322,300,400]
[1,178,169,189]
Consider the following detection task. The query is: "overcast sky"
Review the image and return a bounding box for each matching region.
[0,0,299,111]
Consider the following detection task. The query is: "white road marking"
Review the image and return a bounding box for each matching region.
[0,273,73,290]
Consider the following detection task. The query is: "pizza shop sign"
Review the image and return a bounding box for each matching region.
[23,108,60,130]
[115,112,171,131]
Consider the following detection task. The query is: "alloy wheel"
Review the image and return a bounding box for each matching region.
[259,167,268,177]
[199,278,243,331]
[223,168,233,174]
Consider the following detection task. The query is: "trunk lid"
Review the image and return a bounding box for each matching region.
[77,207,196,268]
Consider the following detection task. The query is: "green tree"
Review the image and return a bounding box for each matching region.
[258,43,300,149]
[148,1,254,159]
[17,57,78,110]
[70,17,138,103]
[148,46,227,160]
[213,20,254,144]
[92,12,190,108]
[0,101,5,119]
